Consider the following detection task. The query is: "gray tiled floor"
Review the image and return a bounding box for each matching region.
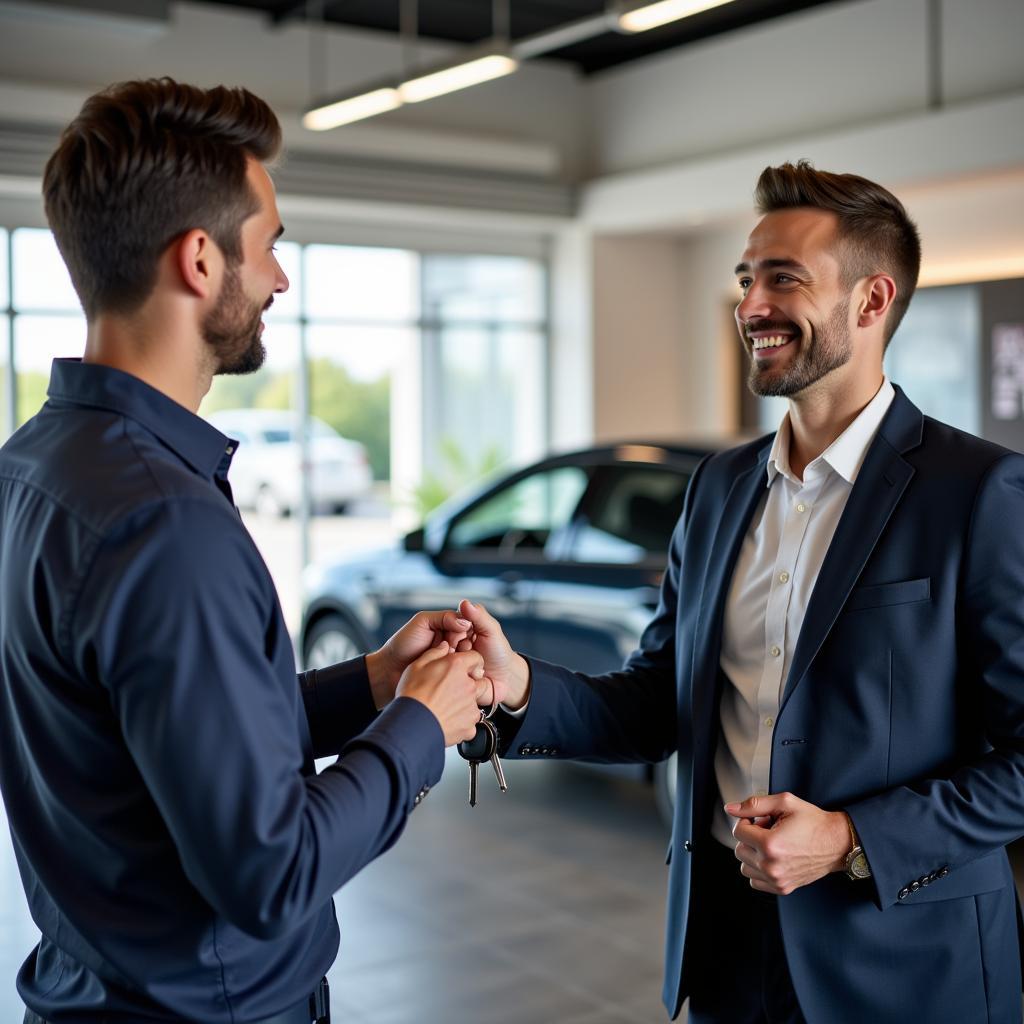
[1,751,679,1023]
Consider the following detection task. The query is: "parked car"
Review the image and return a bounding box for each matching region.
[300,441,714,823]
[206,408,373,516]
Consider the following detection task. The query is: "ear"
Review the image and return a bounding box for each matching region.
[855,274,897,330]
[174,228,221,300]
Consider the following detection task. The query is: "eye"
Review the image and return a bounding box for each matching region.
[775,274,796,284]
[737,277,752,290]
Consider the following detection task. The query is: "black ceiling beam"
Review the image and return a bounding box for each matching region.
[269,0,316,26]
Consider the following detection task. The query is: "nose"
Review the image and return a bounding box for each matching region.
[736,281,772,325]
[274,261,290,295]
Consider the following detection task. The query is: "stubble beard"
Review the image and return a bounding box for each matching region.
[202,262,268,377]
[747,297,853,398]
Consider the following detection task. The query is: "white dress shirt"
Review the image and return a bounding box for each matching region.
[711,378,896,847]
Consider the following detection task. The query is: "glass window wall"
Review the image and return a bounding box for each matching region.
[1,227,549,631]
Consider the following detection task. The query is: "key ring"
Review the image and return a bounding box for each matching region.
[483,681,498,720]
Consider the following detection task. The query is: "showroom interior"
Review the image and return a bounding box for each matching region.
[1,0,1023,1021]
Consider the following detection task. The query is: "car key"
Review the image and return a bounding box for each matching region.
[458,716,508,806]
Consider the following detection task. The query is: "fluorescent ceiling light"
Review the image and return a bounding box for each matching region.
[618,0,738,33]
[302,87,402,131]
[399,52,519,104]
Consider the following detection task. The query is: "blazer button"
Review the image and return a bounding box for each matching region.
[910,881,921,892]
[683,840,693,852]
[898,888,910,900]
[939,866,950,878]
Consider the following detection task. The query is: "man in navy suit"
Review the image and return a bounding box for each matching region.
[456,161,1024,1022]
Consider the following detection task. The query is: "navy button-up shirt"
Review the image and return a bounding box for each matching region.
[0,359,444,1022]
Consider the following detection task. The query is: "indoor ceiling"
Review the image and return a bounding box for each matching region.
[204,0,845,74]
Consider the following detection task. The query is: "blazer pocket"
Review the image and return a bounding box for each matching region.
[844,576,930,613]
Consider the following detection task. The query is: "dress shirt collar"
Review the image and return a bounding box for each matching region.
[46,358,235,480]
[766,377,896,487]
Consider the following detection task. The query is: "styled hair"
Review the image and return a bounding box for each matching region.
[43,78,281,319]
[754,160,921,344]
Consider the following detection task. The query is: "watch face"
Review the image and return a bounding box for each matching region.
[850,850,870,879]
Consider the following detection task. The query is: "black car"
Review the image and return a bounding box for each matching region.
[300,441,713,822]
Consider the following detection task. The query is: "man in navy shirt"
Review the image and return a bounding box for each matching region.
[0,78,489,1024]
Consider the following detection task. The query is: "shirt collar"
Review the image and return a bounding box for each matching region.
[766,377,896,488]
[46,358,235,480]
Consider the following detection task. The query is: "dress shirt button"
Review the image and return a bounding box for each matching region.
[796,503,807,513]
[764,717,774,728]
[778,571,790,584]
[770,645,781,658]
[225,445,234,455]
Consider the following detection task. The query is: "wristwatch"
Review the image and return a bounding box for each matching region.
[843,815,871,881]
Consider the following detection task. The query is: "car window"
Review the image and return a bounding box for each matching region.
[571,466,690,564]
[262,428,294,444]
[446,466,589,554]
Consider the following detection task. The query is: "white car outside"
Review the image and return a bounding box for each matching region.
[206,409,373,516]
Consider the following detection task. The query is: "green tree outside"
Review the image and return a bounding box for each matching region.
[201,359,391,480]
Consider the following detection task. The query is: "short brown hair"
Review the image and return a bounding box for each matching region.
[754,160,921,344]
[43,78,281,319]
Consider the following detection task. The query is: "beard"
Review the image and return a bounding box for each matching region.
[202,262,268,376]
[746,297,853,398]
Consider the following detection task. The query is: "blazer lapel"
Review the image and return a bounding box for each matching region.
[781,388,924,709]
[690,443,770,729]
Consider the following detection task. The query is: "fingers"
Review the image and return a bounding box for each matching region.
[725,792,791,821]
[451,648,485,674]
[475,676,496,706]
[458,598,501,636]
[415,609,472,635]
[413,641,450,667]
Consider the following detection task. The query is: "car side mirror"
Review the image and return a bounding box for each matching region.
[403,527,425,552]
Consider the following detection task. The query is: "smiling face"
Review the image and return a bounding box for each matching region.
[203,157,289,376]
[734,207,858,398]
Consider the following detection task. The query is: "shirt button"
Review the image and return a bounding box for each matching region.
[770,645,781,658]
[796,503,807,513]
[778,571,790,584]
[764,717,774,728]
[225,446,234,455]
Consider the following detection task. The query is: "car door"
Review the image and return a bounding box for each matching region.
[374,462,592,656]
[526,461,695,674]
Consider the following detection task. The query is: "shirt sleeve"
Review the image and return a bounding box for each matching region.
[70,496,444,940]
[299,657,380,757]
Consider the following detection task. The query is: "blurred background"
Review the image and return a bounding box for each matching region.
[1,0,1023,1020]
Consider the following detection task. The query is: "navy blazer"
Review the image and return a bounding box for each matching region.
[503,388,1024,1023]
